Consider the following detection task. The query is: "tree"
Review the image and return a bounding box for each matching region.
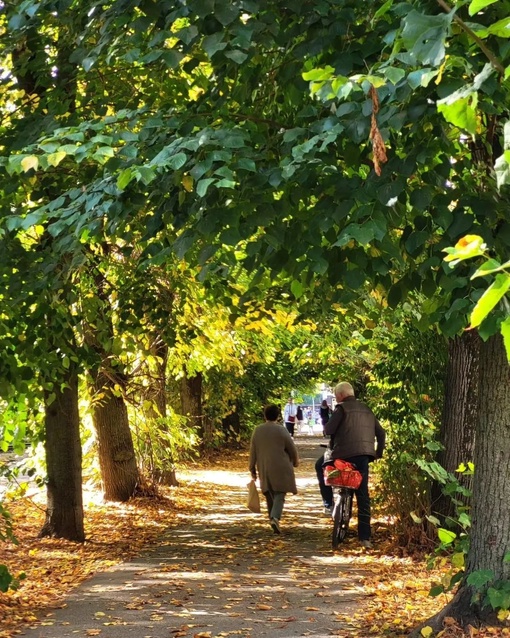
[432,332,478,523]
[2,2,509,625]
[40,366,84,541]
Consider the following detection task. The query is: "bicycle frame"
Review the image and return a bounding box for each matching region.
[331,485,354,549]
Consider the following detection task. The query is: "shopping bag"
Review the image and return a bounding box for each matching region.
[247,479,261,513]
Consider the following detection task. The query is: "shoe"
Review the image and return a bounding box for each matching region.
[323,506,333,516]
[360,540,373,549]
[270,518,281,534]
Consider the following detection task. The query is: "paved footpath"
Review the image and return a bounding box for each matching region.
[19,437,369,638]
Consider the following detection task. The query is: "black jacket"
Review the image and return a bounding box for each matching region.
[325,396,385,460]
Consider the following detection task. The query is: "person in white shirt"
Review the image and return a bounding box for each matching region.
[283,398,297,437]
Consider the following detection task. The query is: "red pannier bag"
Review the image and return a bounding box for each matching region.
[323,459,363,489]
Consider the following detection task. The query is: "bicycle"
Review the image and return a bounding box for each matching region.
[331,484,354,549]
[323,458,362,550]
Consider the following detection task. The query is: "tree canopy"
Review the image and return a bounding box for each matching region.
[1,0,510,629]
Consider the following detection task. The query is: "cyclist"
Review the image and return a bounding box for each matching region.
[315,382,386,549]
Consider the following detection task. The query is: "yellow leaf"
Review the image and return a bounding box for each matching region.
[421,627,434,638]
[21,155,39,172]
[256,604,273,610]
[182,175,193,192]
[47,151,67,167]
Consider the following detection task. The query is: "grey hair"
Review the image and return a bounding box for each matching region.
[334,382,355,398]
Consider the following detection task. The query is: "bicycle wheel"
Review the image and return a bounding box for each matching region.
[332,491,349,549]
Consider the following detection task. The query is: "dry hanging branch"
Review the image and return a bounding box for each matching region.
[369,84,388,176]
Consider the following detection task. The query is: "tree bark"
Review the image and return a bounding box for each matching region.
[411,333,510,633]
[432,332,479,522]
[468,332,510,581]
[39,368,84,541]
[91,369,139,502]
[180,372,209,445]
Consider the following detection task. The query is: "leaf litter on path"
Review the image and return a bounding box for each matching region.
[1,437,508,638]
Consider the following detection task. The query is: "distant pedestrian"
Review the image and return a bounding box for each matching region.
[283,397,297,437]
[320,399,332,436]
[249,404,299,534]
[296,405,304,433]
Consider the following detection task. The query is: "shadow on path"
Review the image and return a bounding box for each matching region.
[20,436,370,638]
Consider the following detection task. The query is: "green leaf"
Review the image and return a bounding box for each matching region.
[451,552,465,568]
[437,528,457,544]
[501,316,510,363]
[438,95,478,135]
[117,168,134,190]
[215,4,238,25]
[135,166,156,185]
[335,220,386,247]
[196,177,216,197]
[82,57,95,71]
[401,10,452,66]
[215,178,236,189]
[0,565,13,593]
[291,280,304,299]
[458,512,471,527]
[382,67,406,85]
[21,212,44,230]
[388,283,404,308]
[203,33,227,58]
[470,273,510,328]
[173,233,195,259]
[486,17,510,38]
[495,151,510,189]
[471,258,504,279]
[302,66,335,82]
[161,50,184,68]
[487,586,510,611]
[466,569,494,589]
[225,50,248,64]
[429,585,444,597]
[236,158,256,172]
[168,152,187,170]
[469,0,498,15]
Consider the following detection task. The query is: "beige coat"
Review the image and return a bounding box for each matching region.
[249,422,299,494]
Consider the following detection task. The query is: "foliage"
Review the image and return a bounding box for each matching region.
[133,410,200,480]
[444,235,510,360]
[0,500,23,593]
[364,318,448,545]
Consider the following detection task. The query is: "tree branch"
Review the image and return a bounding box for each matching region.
[436,0,505,75]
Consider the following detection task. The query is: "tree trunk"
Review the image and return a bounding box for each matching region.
[467,332,510,581]
[432,332,479,522]
[180,372,210,445]
[91,370,139,502]
[411,333,510,633]
[39,368,84,541]
[145,340,179,486]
